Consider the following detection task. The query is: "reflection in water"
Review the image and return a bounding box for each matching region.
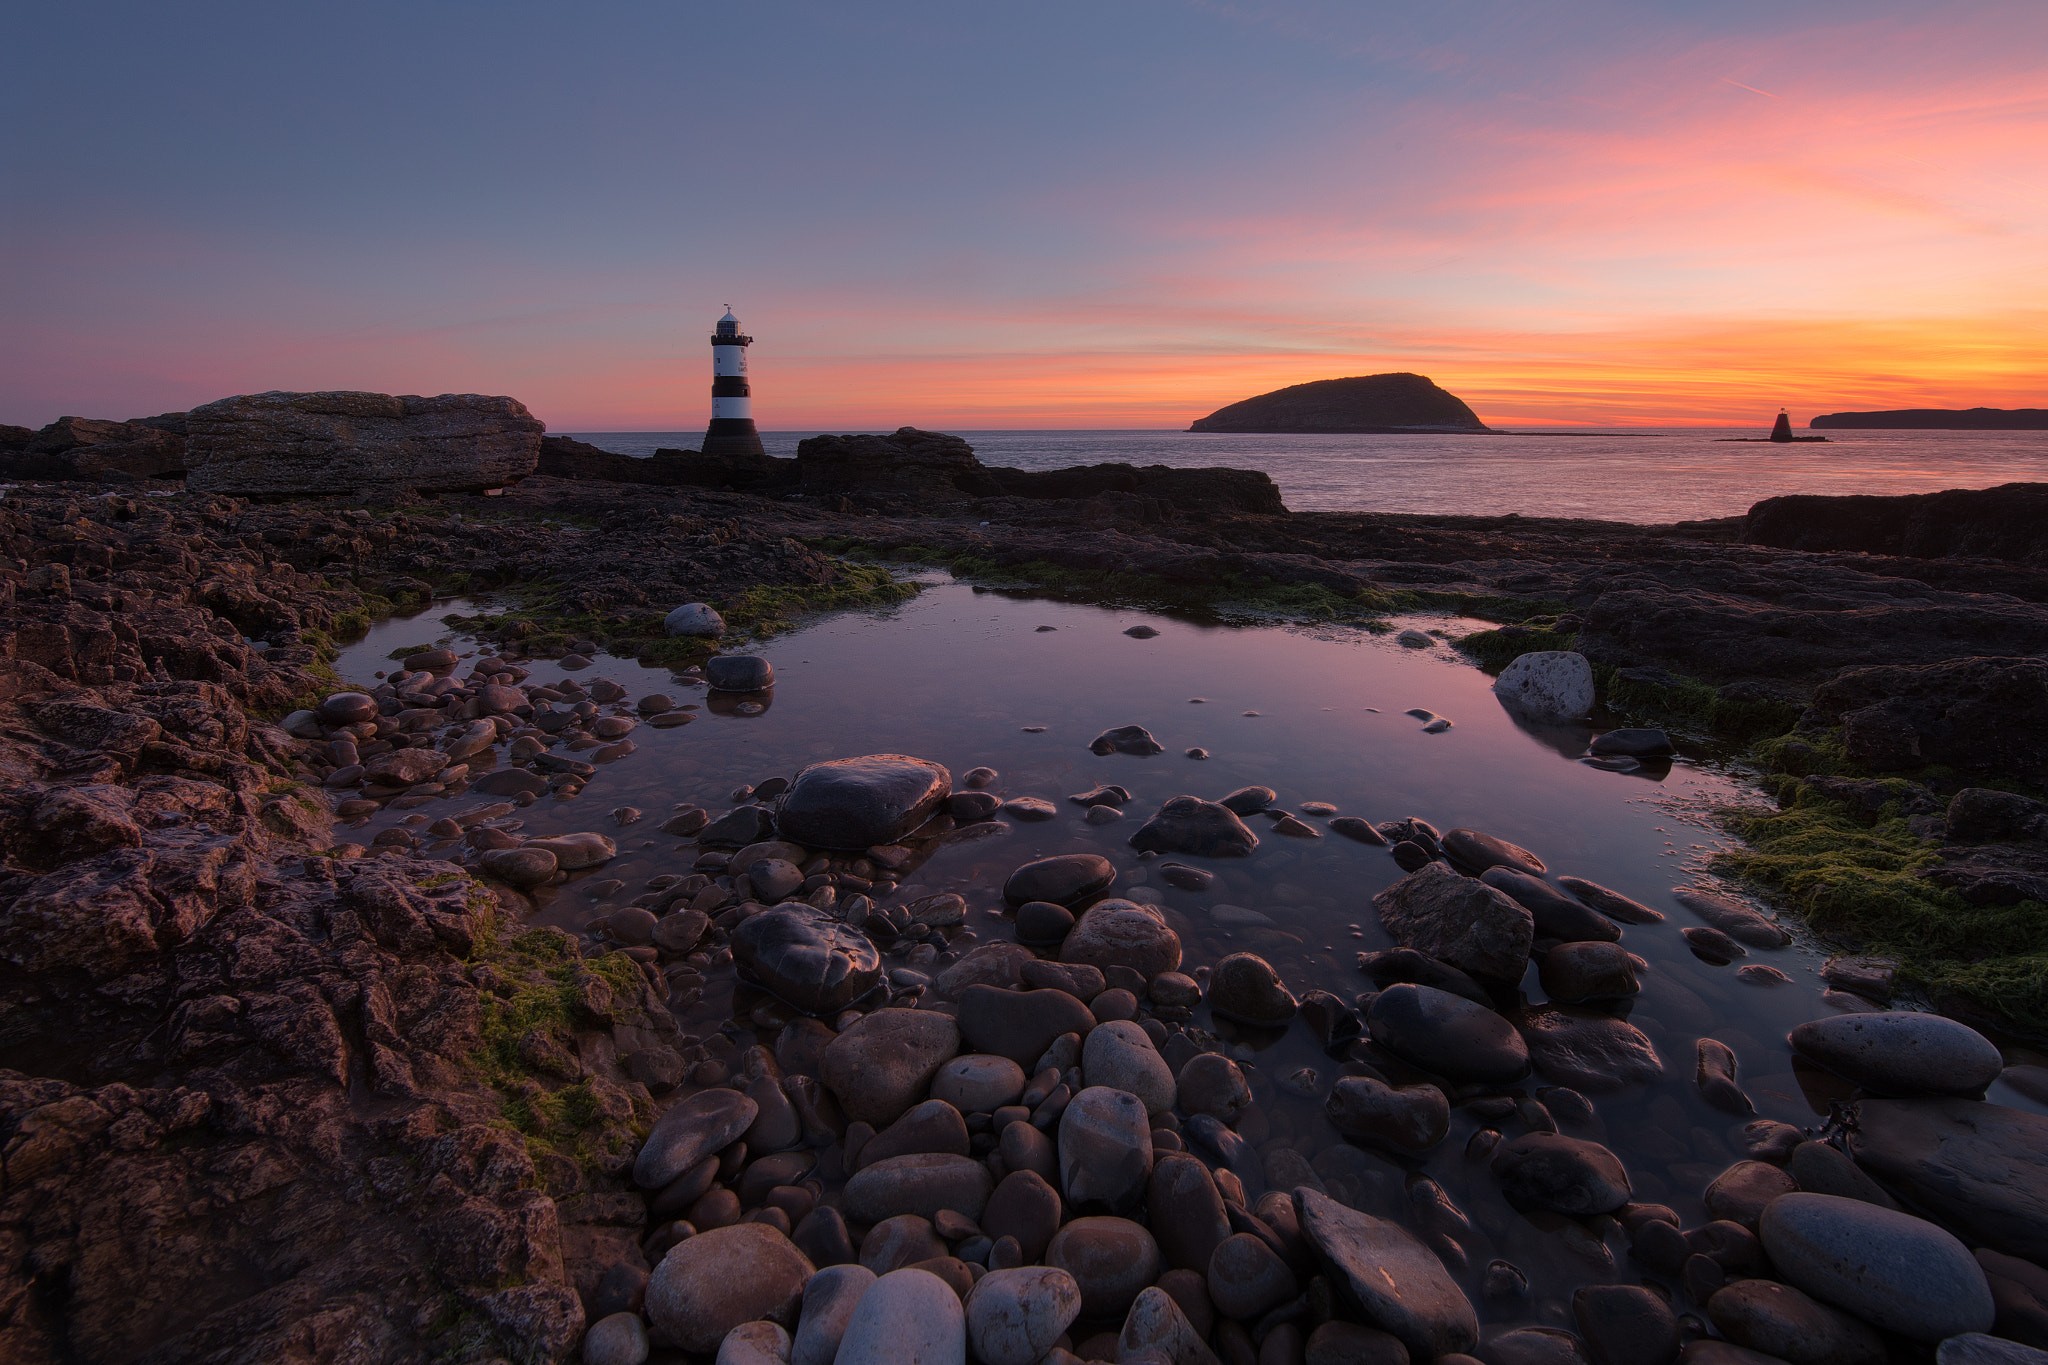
[331,581,2044,1326]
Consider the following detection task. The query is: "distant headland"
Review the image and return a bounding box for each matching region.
[1189,372,1491,433]
[1810,407,2048,430]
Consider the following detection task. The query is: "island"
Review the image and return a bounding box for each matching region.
[1810,407,2048,430]
[1189,372,1491,433]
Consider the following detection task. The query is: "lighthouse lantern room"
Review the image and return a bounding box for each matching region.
[702,308,766,459]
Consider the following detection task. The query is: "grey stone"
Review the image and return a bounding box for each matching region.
[1761,1191,1996,1342]
[958,985,1095,1069]
[582,1311,649,1365]
[1061,900,1182,979]
[1374,862,1534,982]
[1003,852,1116,906]
[844,1153,995,1224]
[731,904,883,1015]
[775,754,949,849]
[634,1087,759,1189]
[931,1054,1026,1112]
[1443,827,1547,874]
[1494,651,1595,720]
[644,1221,813,1353]
[1206,952,1298,1026]
[1706,1279,1885,1365]
[1326,1076,1449,1154]
[819,1008,961,1127]
[1367,983,1530,1084]
[1176,1052,1252,1124]
[1091,724,1164,755]
[1513,1005,1664,1091]
[1294,1187,1479,1358]
[791,1264,876,1365]
[1059,1086,1154,1213]
[1045,1216,1161,1320]
[1482,867,1622,943]
[1939,1335,2048,1365]
[705,654,774,691]
[1119,1284,1222,1365]
[1129,796,1260,857]
[1673,887,1791,948]
[1082,1021,1177,1115]
[1555,876,1666,924]
[831,1267,967,1365]
[1590,727,1675,756]
[714,1321,790,1365]
[966,1266,1082,1365]
[1207,1230,1297,1321]
[1492,1133,1631,1216]
[1789,1011,2004,1097]
[185,390,541,495]
[663,602,725,637]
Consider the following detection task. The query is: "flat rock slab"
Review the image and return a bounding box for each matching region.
[775,754,951,850]
[1294,1187,1479,1358]
[1847,1098,2048,1264]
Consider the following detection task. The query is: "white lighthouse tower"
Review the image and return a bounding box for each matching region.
[703,308,765,459]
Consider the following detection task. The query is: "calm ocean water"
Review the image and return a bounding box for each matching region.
[559,427,2048,524]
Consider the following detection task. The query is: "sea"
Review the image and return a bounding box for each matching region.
[558,427,2048,525]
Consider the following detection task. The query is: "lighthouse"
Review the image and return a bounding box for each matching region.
[703,308,766,459]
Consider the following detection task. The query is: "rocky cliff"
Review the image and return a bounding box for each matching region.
[185,391,542,496]
[0,414,190,482]
[1189,373,1489,433]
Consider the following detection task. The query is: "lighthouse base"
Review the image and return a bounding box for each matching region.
[702,419,765,461]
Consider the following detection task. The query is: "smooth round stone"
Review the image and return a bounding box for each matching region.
[715,1321,790,1365]
[745,857,803,900]
[1706,1279,1885,1365]
[1678,1344,1802,1365]
[1219,786,1277,814]
[1373,861,1534,983]
[1483,867,1622,943]
[526,830,618,869]
[1591,727,1675,756]
[1119,1285,1211,1363]
[1061,900,1182,978]
[731,904,884,1016]
[776,753,950,849]
[1128,795,1260,857]
[1939,1335,2048,1365]
[1150,972,1201,1008]
[652,908,709,955]
[1208,1230,1297,1320]
[1045,1216,1161,1319]
[635,1087,760,1189]
[1540,941,1641,1002]
[1294,1188,1479,1359]
[664,602,725,637]
[983,1168,1063,1264]
[1090,724,1164,755]
[1059,1086,1154,1214]
[1513,1005,1664,1091]
[1493,651,1595,720]
[1492,1133,1632,1216]
[859,1214,947,1275]
[965,1266,1082,1365]
[480,845,558,887]
[1443,827,1548,875]
[844,1153,995,1223]
[1003,853,1116,906]
[1207,952,1298,1026]
[645,1222,813,1353]
[1788,1011,2004,1097]
[931,1054,1026,1112]
[819,1008,961,1127]
[858,1100,969,1169]
[705,654,774,691]
[1015,901,1076,943]
[582,1311,648,1365]
[1326,1076,1449,1154]
[1705,1160,1799,1228]
[609,906,658,945]
[1176,1052,1252,1123]
[958,985,1095,1069]
[317,691,379,724]
[947,790,1002,820]
[1762,1191,1996,1342]
[1146,1153,1230,1272]
[1572,1284,1678,1365]
[792,1264,875,1365]
[1001,796,1057,821]
[1305,1321,1408,1364]
[1082,1021,1177,1115]
[833,1267,967,1365]
[1368,983,1530,1084]
[1673,887,1791,947]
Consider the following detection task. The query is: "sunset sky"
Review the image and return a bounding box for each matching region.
[5,1,2045,430]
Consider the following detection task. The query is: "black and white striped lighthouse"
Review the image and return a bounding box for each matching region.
[702,307,766,459]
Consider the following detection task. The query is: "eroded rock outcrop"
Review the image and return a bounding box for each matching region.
[185,391,542,496]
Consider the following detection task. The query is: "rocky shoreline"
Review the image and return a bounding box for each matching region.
[4,434,2048,1364]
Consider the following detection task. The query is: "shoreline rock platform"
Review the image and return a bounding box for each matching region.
[1,413,2046,1363]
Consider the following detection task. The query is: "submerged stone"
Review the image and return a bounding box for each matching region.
[731,904,884,1015]
[775,753,951,850]
[1129,795,1260,857]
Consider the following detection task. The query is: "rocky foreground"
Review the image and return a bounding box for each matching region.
[4,435,2048,1365]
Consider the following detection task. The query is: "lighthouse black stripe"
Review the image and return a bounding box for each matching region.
[711,377,751,397]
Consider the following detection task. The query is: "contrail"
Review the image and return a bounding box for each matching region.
[1720,77,1783,99]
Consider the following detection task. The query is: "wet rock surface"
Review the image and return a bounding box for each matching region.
[4,468,2048,1365]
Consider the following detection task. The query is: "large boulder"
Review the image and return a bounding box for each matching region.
[3,414,189,481]
[184,390,542,495]
[1493,651,1595,719]
[730,905,884,1015]
[775,754,951,850]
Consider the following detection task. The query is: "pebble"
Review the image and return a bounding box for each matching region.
[581,1311,648,1365]
[983,1168,1063,1262]
[1540,941,1641,1002]
[1118,1284,1217,1363]
[1706,1278,1886,1365]
[1367,982,1531,1084]
[1045,1215,1161,1319]
[480,845,558,886]
[964,1266,1082,1365]
[1327,1075,1450,1154]
[832,1267,967,1364]
[860,1214,947,1274]
[1705,1160,1798,1227]
[1939,1336,2048,1365]
[1003,853,1116,906]
[525,829,617,869]
[1091,724,1165,755]
[1673,887,1792,947]
[643,1222,812,1353]
[1176,1052,1253,1123]
[1788,1011,2005,1097]
[1443,827,1547,874]
[1761,1191,1997,1342]
[1124,624,1161,638]
[1572,1283,1679,1365]
[634,1088,758,1189]
[931,1054,1027,1112]
[843,1152,995,1223]
[819,1008,961,1126]
[959,985,1095,1068]
[705,654,775,691]
[663,602,725,637]
[1696,1039,1754,1114]
[1147,1153,1232,1272]
[775,753,950,849]
[1061,900,1182,978]
[1590,727,1675,756]
[714,1321,790,1365]
[1513,1005,1665,1091]
[1482,867,1623,943]
[1129,795,1261,857]
[730,904,883,1016]
[791,1264,875,1365]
